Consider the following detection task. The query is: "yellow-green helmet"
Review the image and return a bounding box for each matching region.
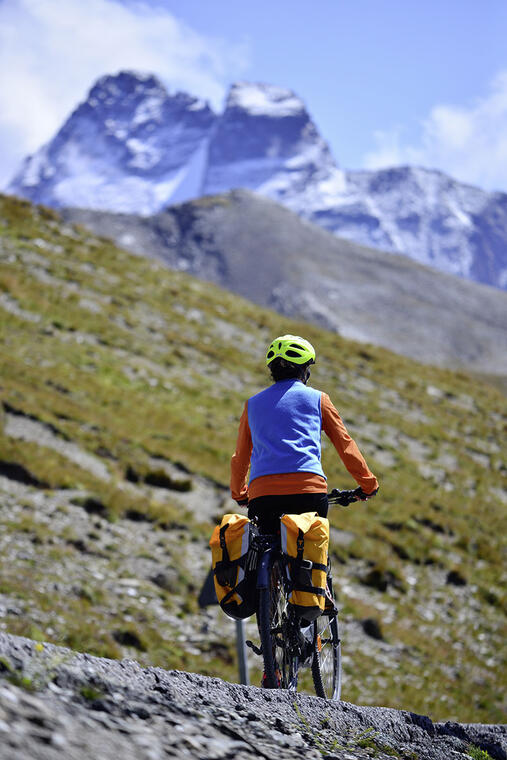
[266,334,316,366]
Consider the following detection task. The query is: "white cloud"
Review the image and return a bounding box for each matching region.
[0,0,250,187]
[363,70,507,193]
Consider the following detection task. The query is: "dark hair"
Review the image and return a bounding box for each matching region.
[269,357,311,383]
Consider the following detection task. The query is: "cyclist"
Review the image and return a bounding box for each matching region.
[230,334,379,532]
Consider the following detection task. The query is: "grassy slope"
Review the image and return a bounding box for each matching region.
[0,194,505,722]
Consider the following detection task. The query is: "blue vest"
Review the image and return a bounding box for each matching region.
[247,379,325,483]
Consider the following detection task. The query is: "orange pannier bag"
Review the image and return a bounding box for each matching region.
[209,513,258,620]
[280,511,329,620]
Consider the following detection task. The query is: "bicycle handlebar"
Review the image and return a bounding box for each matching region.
[327,488,362,506]
[239,487,377,509]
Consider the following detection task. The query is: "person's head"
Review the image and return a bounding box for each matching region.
[265,334,316,384]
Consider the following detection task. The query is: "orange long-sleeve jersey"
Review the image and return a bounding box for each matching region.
[230,391,378,502]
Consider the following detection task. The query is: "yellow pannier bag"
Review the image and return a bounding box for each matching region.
[209,513,258,620]
[280,511,329,620]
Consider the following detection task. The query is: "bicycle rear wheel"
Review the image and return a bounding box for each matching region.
[258,560,299,689]
[311,579,341,700]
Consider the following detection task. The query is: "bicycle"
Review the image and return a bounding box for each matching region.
[245,488,360,699]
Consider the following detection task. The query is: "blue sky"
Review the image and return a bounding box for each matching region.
[162,1,506,177]
[1,0,506,191]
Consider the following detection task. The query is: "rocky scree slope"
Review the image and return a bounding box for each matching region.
[63,189,507,378]
[0,633,505,760]
[0,194,506,723]
[8,71,507,290]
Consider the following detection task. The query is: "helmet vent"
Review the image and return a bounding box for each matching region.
[265,334,315,367]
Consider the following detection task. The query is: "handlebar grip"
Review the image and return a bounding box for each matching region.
[328,488,359,506]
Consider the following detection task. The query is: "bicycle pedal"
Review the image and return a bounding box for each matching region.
[245,639,262,656]
[288,631,305,659]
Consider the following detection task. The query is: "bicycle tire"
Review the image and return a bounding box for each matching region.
[311,579,341,700]
[258,560,299,689]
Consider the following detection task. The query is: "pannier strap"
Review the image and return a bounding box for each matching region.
[219,524,230,563]
[291,585,326,596]
[214,557,242,571]
[296,560,327,572]
[290,557,327,573]
[296,528,304,562]
[220,586,240,606]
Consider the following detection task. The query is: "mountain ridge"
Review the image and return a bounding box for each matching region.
[62,189,507,378]
[8,70,507,290]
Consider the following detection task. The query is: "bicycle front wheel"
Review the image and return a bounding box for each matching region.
[258,560,299,690]
[311,612,341,700]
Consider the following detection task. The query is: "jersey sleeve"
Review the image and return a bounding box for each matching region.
[321,393,379,494]
[230,402,253,501]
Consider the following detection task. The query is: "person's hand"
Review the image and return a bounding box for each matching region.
[354,486,378,501]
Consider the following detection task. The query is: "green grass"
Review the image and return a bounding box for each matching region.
[467,746,493,760]
[0,193,506,722]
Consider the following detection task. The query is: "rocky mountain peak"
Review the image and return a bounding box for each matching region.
[203,80,338,199]
[83,70,212,127]
[87,70,167,105]
[9,71,216,214]
[7,72,507,288]
[328,165,497,277]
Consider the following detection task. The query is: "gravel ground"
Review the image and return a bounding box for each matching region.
[0,633,505,760]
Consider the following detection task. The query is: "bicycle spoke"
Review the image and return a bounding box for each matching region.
[258,560,300,690]
[311,612,341,700]
[311,569,342,703]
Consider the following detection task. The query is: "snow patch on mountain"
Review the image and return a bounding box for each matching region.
[132,96,165,127]
[19,145,55,187]
[227,81,306,118]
